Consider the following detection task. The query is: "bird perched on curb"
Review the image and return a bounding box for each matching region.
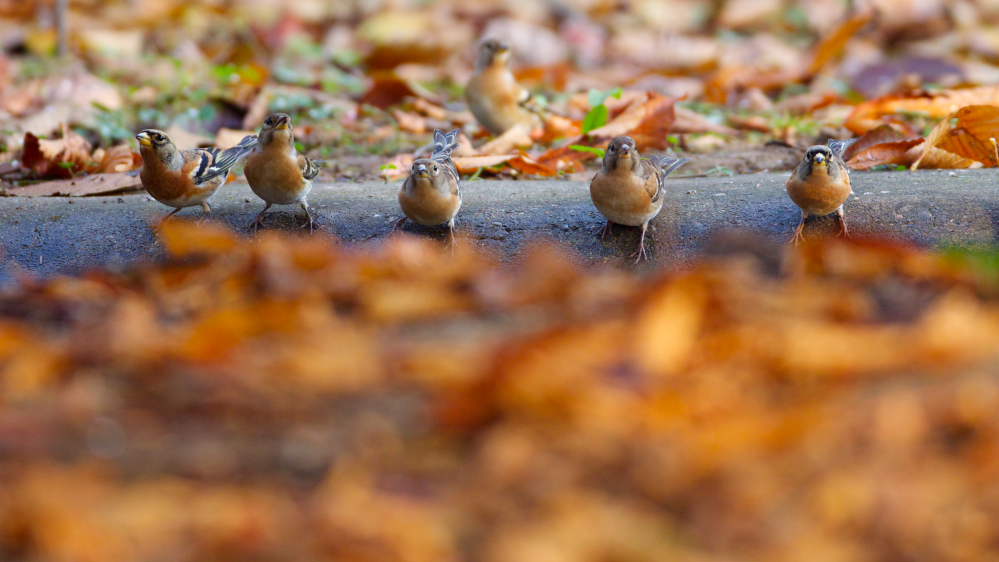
[786,144,853,244]
[465,39,540,136]
[397,129,461,243]
[135,129,257,221]
[589,136,689,263]
[244,113,321,232]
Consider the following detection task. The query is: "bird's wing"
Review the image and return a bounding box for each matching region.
[646,153,690,202]
[432,129,460,159]
[188,135,259,184]
[298,155,321,180]
[827,138,858,160]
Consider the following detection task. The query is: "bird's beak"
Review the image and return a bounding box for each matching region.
[413,163,429,177]
[274,118,290,130]
[813,153,826,164]
[135,132,152,148]
[618,144,633,157]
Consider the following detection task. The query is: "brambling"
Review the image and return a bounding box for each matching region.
[786,144,852,244]
[244,113,321,232]
[590,136,689,263]
[135,129,256,221]
[397,129,461,243]
[465,39,540,136]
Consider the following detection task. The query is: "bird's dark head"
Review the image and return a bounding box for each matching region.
[806,145,834,167]
[478,39,511,68]
[260,113,294,146]
[135,129,176,161]
[263,113,292,131]
[604,136,639,171]
[135,129,172,151]
[411,158,442,181]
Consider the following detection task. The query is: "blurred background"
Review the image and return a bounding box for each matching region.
[4,0,999,183]
[5,2,999,562]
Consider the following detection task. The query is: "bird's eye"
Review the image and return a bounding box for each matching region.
[432,165,439,172]
[609,145,616,151]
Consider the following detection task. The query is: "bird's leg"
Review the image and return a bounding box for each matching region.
[789,211,807,245]
[447,217,457,248]
[249,203,272,233]
[601,220,614,241]
[300,200,316,233]
[632,222,650,263]
[158,207,182,228]
[835,206,849,238]
[201,202,212,214]
[392,217,407,231]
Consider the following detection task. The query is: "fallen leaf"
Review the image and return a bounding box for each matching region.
[846,86,999,134]
[673,106,737,135]
[391,109,427,134]
[587,92,677,150]
[452,154,518,174]
[477,123,534,155]
[215,128,257,150]
[807,11,872,75]
[21,125,93,179]
[89,145,141,174]
[10,172,141,196]
[912,106,999,169]
[841,124,923,170]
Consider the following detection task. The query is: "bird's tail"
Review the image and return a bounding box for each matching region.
[650,152,690,177]
[214,135,259,170]
[827,138,857,160]
[432,129,460,160]
[193,135,259,183]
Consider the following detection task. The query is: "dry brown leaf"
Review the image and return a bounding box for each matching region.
[587,93,677,150]
[912,105,999,169]
[807,11,873,75]
[846,86,999,134]
[391,108,427,134]
[841,124,923,170]
[452,154,518,174]
[847,139,924,170]
[89,145,141,174]
[477,123,534,155]
[215,128,257,150]
[380,153,414,181]
[908,143,979,170]
[21,125,93,179]
[360,71,440,110]
[727,114,773,133]
[10,172,141,196]
[673,106,737,135]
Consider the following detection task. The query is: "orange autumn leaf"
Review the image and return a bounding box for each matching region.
[452,154,518,174]
[842,124,923,170]
[21,125,93,179]
[912,105,999,169]
[807,11,873,75]
[846,86,999,134]
[587,92,676,150]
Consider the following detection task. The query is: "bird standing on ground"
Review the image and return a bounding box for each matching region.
[135,129,256,221]
[465,39,540,136]
[244,113,322,232]
[589,136,688,263]
[785,144,853,244]
[397,129,462,242]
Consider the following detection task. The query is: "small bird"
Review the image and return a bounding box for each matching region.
[786,144,852,244]
[397,129,462,243]
[590,136,688,263]
[135,129,256,221]
[465,39,539,136]
[244,113,321,232]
